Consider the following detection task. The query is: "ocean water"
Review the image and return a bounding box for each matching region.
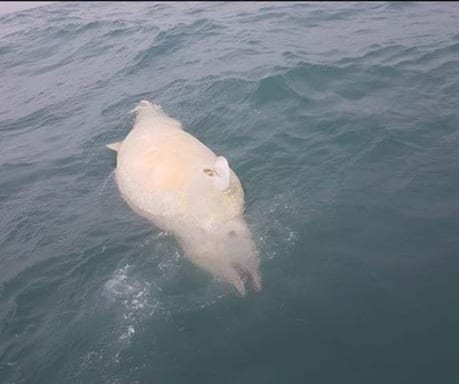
[1,2,459,383]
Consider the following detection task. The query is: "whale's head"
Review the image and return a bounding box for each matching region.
[177,217,262,296]
[218,218,262,296]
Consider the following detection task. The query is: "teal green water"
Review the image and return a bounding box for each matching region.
[1,2,459,383]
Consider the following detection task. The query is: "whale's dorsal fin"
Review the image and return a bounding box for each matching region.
[106,141,122,152]
[214,156,231,191]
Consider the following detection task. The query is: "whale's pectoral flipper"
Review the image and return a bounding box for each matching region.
[106,142,122,152]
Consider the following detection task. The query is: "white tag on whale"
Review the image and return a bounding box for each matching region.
[213,156,230,191]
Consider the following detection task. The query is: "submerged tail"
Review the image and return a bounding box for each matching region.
[105,100,181,151]
[129,100,163,115]
[129,100,182,129]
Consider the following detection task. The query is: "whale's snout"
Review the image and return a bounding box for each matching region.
[178,218,262,297]
[231,260,262,296]
[218,221,262,296]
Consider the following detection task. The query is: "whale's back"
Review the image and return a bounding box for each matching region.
[111,102,245,230]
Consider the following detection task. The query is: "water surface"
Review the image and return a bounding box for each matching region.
[1,2,459,383]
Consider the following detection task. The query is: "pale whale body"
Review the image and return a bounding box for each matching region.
[107,100,261,296]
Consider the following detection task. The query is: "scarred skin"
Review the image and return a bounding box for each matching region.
[107,101,261,296]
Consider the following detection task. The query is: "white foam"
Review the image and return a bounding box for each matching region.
[103,264,159,345]
[119,325,135,342]
[248,192,300,262]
